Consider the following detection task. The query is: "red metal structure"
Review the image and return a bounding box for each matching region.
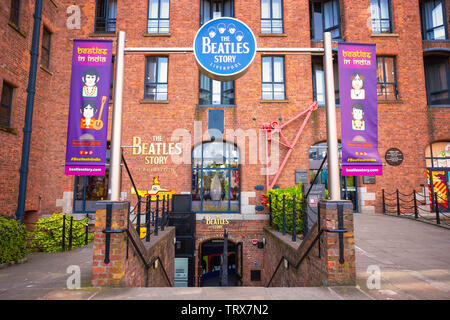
[263,101,318,190]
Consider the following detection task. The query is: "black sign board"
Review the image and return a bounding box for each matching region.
[295,169,309,185]
[385,148,404,166]
[363,176,376,184]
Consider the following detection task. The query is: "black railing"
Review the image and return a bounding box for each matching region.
[266,204,348,287]
[382,189,450,226]
[25,214,91,252]
[266,154,328,241]
[102,202,172,287]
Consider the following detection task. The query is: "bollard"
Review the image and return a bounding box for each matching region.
[413,191,418,219]
[435,193,441,225]
[382,189,386,214]
[396,189,400,216]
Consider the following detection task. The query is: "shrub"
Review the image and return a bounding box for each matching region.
[29,213,93,252]
[0,216,27,264]
[263,183,304,234]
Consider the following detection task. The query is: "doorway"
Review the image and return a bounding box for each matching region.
[199,239,239,287]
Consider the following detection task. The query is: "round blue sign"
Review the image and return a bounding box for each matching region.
[193,17,257,81]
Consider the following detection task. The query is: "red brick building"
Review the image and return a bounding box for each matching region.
[1,0,449,286]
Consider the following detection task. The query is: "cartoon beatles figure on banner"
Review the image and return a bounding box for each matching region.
[351,103,365,131]
[80,96,107,130]
[82,68,100,98]
[350,73,365,100]
[80,100,97,129]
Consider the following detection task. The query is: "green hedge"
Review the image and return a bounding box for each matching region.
[263,183,304,234]
[29,213,93,252]
[0,216,27,264]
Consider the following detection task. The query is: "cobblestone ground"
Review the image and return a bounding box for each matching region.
[0,213,449,300]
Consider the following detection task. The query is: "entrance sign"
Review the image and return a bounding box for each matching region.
[338,43,382,176]
[193,17,257,81]
[65,39,113,176]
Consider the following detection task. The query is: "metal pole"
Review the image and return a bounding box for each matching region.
[323,32,341,201]
[413,191,418,219]
[109,31,126,201]
[292,195,297,242]
[15,0,43,222]
[396,189,400,216]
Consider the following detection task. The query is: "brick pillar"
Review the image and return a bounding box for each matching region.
[92,201,129,287]
[319,200,356,286]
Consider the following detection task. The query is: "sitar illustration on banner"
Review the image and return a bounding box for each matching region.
[65,40,113,176]
[338,43,382,176]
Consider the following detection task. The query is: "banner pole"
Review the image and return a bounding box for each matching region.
[323,32,341,201]
[109,31,126,201]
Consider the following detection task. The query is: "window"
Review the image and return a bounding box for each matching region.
[376,56,398,100]
[144,56,168,101]
[41,27,51,70]
[424,56,450,105]
[261,0,283,34]
[95,0,117,33]
[312,56,339,105]
[310,0,341,40]
[192,142,240,213]
[199,73,235,106]
[421,0,448,40]
[0,82,14,128]
[148,0,170,34]
[370,0,393,34]
[200,0,234,25]
[262,56,285,100]
[10,0,21,26]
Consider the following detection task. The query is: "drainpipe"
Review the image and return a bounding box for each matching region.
[16,0,43,222]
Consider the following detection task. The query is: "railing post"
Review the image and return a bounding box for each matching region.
[317,204,321,259]
[269,194,272,227]
[69,216,73,250]
[155,196,159,236]
[337,204,344,264]
[382,189,386,214]
[435,193,441,225]
[104,203,112,264]
[282,195,286,235]
[85,215,89,246]
[413,191,418,219]
[292,195,297,242]
[62,215,66,252]
[161,195,166,231]
[396,189,400,216]
[136,199,141,235]
[145,196,151,242]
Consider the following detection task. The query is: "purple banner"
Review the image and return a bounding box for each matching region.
[64,40,113,176]
[338,43,382,176]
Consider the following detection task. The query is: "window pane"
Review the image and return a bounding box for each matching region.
[273,57,284,82]
[158,57,168,83]
[149,0,159,19]
[272,0,282,19]
[262,58,272,82]
[262,84,273,100]
[147,57,157,82]
[432,2,444,28]
[262,0,271,19]
[315,69,325,105]
[212,80,221,104]
[160,0,170,18]
[380,0,390,19]
[383,57,395,83]
[370,0,380,19]
[201,170,229,212]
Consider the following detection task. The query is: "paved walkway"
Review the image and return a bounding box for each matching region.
[0,213,449,300]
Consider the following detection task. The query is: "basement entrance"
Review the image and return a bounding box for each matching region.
[199,239,242,287]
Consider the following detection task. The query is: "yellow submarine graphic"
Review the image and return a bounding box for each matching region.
[131,176,176,200]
